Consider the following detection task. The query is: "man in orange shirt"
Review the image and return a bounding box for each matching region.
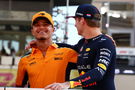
[15,11,78,88]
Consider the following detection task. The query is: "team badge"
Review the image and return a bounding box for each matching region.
[86,48,91,51]
[80,46,83,52]
[80,71,85,76]
[98,63,107,70]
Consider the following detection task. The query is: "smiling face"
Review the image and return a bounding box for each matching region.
[31,18,54,40]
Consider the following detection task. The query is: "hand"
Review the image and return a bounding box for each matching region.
[25,40,37,50]
[44,82,70,90]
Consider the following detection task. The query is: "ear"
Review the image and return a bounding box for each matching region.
[80,17,85,25]
[53,27,55,32]
[49,26,54,32]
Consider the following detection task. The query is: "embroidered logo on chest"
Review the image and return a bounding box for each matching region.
[54,57,63,60]
[29,61,36,66]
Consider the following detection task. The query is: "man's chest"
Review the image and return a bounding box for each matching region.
[77,43,98,70]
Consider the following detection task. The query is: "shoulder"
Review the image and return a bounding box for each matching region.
[55,43,76,52]
[18,51,34,66]
[99,34,114,46]
[20,50,32,63]
[56,43,73,48]
[59,47,77,53]
[54,44,78,55]
[21,50,31,58]
[77,38,85,44]
[98,35,116,53]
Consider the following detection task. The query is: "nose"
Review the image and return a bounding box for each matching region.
[39,25,45,29]
[36,25,48,33]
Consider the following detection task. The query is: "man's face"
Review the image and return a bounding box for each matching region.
[31,19,54,40]
[75,17,83,35]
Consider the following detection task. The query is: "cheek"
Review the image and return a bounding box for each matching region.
[48,26,54,30]
[32,27,38,33]
[48,27,54,33]
[31,29,35,35]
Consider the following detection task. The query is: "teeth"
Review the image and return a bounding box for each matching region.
[39,31,46,34]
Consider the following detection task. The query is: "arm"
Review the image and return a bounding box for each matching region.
[57,38,84,53]
[105,34,116,46]
[65,62,77,81]
[16,58,28,87]
[56,43,79,52]
[65,48,78,81]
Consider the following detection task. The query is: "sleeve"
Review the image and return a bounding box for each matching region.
[70,39,116,86]
[16,58,28,87]
[65,62,77,81]
[67,49,78,63]
[56,41,83,53]
[65,49,78,81]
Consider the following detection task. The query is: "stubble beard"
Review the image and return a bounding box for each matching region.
[36,37,46,40]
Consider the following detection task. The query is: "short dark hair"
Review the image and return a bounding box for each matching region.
[85,18,100,27]
[76,16,100,27]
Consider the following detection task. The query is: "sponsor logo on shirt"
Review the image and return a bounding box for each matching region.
[98,63,107,71]
[82,52,89,59]
[85,48,91,52]
[100,48,111,53]
[81,76,91,82]
[101,38,106,41]
[54,57,63,60]
[100,56,110,61]
[80,71,85,76]
[77,65,91,70]
[29,61,36,66]
[100,51,110,57]
[82,82,97,87]
[92,35,102,41]
[96,67,105,76]
[80,46,83,52]
[54,52,63,55]
[83,53,89,56]
[99,59,109,66]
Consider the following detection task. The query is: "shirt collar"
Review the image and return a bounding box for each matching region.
[31,43,58,55]
[85,34,103,43]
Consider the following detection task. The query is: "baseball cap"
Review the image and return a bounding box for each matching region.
[32,11,54,26]
[66,4,101,21]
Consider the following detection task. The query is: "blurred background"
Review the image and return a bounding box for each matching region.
[0,0,135,90]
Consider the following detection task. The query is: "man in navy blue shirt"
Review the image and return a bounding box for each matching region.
[45,4,116,90]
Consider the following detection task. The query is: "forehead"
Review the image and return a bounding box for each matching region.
[35,19,49,24]
[33,17,51,25]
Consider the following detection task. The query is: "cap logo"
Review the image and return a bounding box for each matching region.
[76,12,83,16]
[39,13,45,15]
[86,14,91,17]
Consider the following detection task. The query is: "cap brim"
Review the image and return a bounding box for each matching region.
[66,16,75,19]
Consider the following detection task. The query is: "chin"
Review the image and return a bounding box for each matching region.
[78,32,81,35]
[37,37,46,40]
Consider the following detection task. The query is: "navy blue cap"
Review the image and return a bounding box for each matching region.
[66,4,101,21]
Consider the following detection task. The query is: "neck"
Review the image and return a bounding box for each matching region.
[36,39,52,56]
[83,27,102,39]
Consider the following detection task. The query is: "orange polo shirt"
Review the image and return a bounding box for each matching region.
[16,43,77,88]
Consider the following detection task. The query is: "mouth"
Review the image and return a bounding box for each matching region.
[38,30,48,35]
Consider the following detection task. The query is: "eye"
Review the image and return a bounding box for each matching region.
[33,24,40,27]
[43,23,50,26]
